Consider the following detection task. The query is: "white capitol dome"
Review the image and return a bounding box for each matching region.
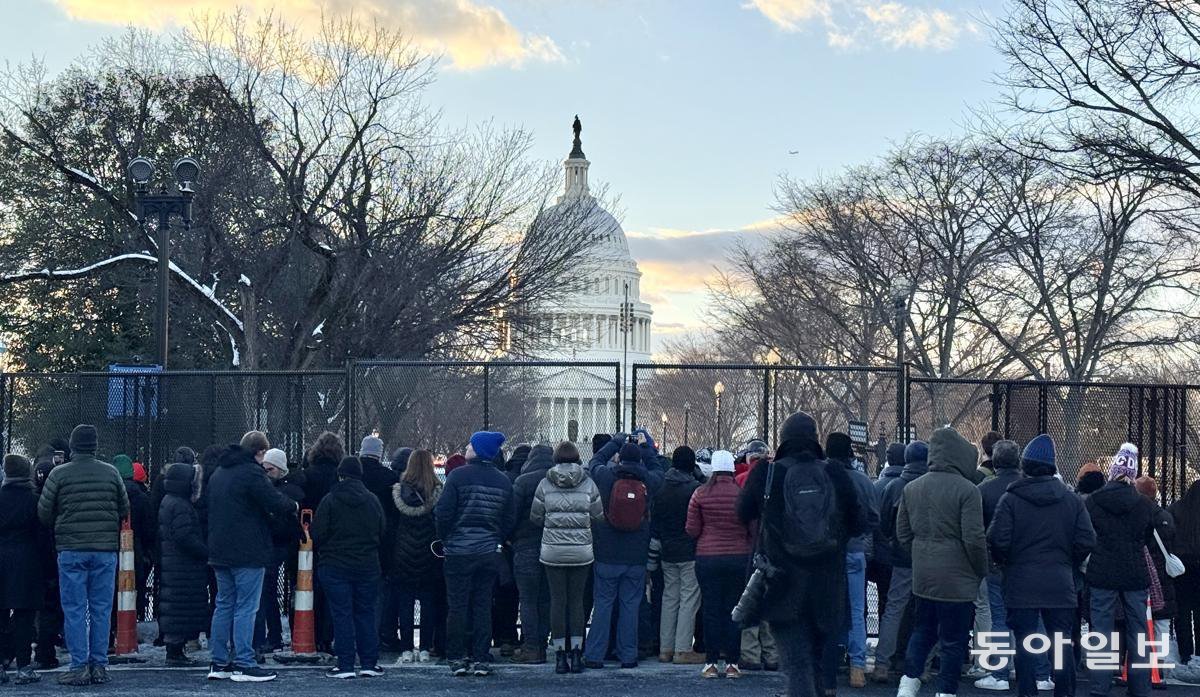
[519,117,653,445]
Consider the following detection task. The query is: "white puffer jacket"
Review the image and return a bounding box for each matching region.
[530,462,603,567]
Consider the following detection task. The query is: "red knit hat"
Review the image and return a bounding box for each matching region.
[132,461,147,483]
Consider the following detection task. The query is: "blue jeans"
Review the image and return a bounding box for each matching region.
[584,562,645,665]
[1009,607,1075,697]
[210,566,265,668]
[1089,587,1151,697]
[904,597,974,694]
[319,565,380,671]
[987,573,1051,681]
[845,552,867,668]
[58,551,117,669]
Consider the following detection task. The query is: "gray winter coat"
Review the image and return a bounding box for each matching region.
[530,462,603,567]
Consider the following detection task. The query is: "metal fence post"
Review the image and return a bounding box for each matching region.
[1003,383,1012,438]
[761,367,771,442]
[902,364,912,442]
[1148,387,1159,479]
[1037,383,1048,434]
[483,363,491,431]
[615,363,622,433]
[627,365,636,433]
[990,383,1001,432]
[345,361,355,446]
[1,374,8,454]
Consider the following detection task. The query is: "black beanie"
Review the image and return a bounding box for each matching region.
[175,446,196,465]
[70,424,98,454]
[337,456,363,480]
[672,446,697,472]
[780,411,817,445]
[887,442,907,468]
[3,454,31,480]
[619,442,642,463]
[826,432,853,460]
[592,433,612,453]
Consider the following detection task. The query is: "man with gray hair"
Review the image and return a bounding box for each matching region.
[974,439,1048,691]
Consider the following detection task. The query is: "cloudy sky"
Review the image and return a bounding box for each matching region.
[4,0,1007,350]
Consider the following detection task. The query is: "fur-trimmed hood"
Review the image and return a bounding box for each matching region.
[392,480,443,516]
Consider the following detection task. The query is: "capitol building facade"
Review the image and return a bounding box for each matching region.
[519,118,652,447]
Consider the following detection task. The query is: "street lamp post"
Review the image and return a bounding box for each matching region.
[661,412,668,452]
[128,156,200,369]
[714,381,725,449]
[683,402,691,446]
[765,347,781,444]
[891,278,911,443]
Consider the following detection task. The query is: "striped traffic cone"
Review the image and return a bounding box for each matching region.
[1121,596,1164,686]
[111,517,141,660]
[275,509,321,664]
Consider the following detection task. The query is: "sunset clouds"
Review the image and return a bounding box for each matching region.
[746,0,977,50]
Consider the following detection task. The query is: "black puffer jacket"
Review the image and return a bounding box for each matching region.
[510,445,554,552]
[124,479,155,571]
[207,446,298,569]
[157,463,209,638]
[0,479,46,610]
[313,478,385,574]
[877,456,927,568]
[987,475,1095,609]
[653,468,701,563]
[1085,482,1157,591]
[391,480,443,586]
[434,458,515,556]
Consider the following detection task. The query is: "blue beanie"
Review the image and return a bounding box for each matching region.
[470,431,506,461]
[904,441,928,464]
[1021,434,1056,475]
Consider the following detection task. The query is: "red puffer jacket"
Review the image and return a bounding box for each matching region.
[685,474,751,557]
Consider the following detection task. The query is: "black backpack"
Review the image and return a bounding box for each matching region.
[780,460,842,559]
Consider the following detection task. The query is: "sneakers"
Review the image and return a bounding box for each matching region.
[207,663,233,680]
[897,675,922,697]
[231,666,278,682]
[14,666,39,685]
[326,666,357,679]
[451,659,471,676]
[359,665,385,678]
[850,667,866,688]
[675,651,706,665]
[725,663,743,679]
[88,665,110,684]
[58,667,92,687]
[975,676,1010,691]
[702,663,720,679]
[418,650,433,663]
[967,664,990,679]
[472,662,493,676]
[658,651,674,663]
[1037,679,1055,691]
[398,651,415,664]
[620,661,638,669]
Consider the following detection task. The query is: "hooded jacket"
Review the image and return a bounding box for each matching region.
[313,477,385,573]
[531,462,603,566]
[434,457,516,556]
[391,479,443,585]
[876,448,928,568]
[987,475,1095,609]
[652,467,702,563]
[510,445,555,551]
[37,452,129,552]
[587,438,664,566]
[1085,482,1157,591]
[0,477,46,610]
[206,445,298,569]
[896,427,988,603]
[157,463,209,637]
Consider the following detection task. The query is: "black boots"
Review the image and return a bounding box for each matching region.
[570,648,584,674]
[555,650,569,674]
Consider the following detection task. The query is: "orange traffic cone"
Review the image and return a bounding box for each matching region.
[275,508,321,663]
[1121,596,1163,686]
[113,517,139,657]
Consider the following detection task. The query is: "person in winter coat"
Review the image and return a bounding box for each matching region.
[583,431,665,670]
[253,449,304,655]
[31,444,64,672]
[434,431,515,677]
[871,440,928,683]
[509,443,555,663]
[736,445,778,673]
[301,431,345,653]
[825,433,880,689]
[312,457,386,679]
[686,450,751,679]
[895,426,988,697]
[530,441,603,674]
[391,450,444,663]
[1085,443,1158,697]
[652,446,704,666]
[113,454,155,623]
[1134,476,1176,671]
[37,424,129,687]
[205,432,298,683]
[869,442,907,637]
[976,431,1001,482]
[0,455,47,685]
[1170,481,1200,666]
[357,436,400,652]
[737,412,867,697]
[157,462,209,667]
[986,435,1095,697]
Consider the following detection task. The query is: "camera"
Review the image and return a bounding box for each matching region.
[731,552,781,625]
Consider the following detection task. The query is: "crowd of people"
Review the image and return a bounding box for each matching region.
[0,413,1198,697]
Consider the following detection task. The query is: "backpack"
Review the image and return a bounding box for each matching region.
[607,473,648,532]
[780,461,842,559]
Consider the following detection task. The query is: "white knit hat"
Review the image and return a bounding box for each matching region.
[710,450,735,473]
[263,448,289,474]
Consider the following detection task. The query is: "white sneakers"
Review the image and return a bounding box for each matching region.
[398,651,415,664]
[974,676,1010,691]
[418,650,432,663]
[896,675,921,697]
[1037,679,1055,691]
